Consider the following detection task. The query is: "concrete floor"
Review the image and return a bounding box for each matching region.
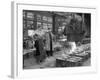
[24,57,56,69]
[82,58,91,66]
[23,55,91,69]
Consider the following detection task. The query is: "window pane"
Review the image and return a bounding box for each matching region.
[61,19,65,22]
[48,24,52,28]
[62,22,67,26]
[27,24,34,29]
[37,14,41,21]
[27,20,34,28]
[23,30,28,38]
[47,24,52,30]
[27,20,33,24]
[37,22,42,28]
[27,12,34,19]
[48,17,52,23]
[57,19,61,22]
[27,24,31,28]
[23,20,26,29]
[23,23,26,29]
[43,23,48,29]
[23,11,26,18]
[43,16,47,21]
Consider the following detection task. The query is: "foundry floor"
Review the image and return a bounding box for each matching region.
[23,55,91,69]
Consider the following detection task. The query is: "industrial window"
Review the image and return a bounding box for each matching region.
[23,10,53,38]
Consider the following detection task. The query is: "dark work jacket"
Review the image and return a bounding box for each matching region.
[63,24,84,42]
[34,38,46,56]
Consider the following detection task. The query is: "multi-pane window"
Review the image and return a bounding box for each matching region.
[23,10,53,38]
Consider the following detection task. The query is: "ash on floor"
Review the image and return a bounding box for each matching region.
[23,56,90,69]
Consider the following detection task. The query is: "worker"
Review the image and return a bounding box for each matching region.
[63,17,83,54]
[45,30,54,57]
[34,34,46,64]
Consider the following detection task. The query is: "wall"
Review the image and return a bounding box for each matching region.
[0,0,100,80]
